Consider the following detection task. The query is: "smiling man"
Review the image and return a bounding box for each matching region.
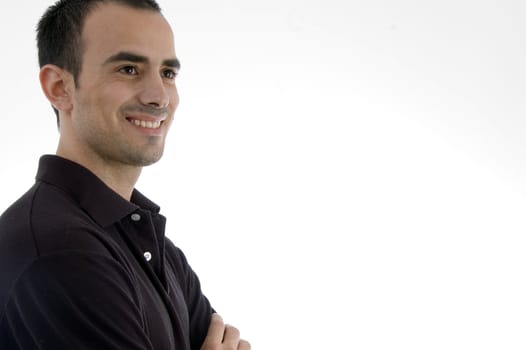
[0,1,249,349]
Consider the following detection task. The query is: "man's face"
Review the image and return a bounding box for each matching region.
[69,2,179,167]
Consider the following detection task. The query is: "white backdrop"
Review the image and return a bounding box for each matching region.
[1,1,526,349]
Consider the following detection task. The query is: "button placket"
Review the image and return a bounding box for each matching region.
[130,212,155,264]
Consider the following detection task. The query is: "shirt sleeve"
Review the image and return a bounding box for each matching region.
[0,252,154,350]
[164,240,214,350]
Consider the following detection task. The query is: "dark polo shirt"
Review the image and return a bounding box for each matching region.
[0,155,213,349]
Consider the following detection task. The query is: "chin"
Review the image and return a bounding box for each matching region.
[124,149,164,167]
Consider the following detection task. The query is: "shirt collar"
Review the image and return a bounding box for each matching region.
[36,155,161,228]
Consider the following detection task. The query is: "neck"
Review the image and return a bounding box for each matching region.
[56,146,141,201]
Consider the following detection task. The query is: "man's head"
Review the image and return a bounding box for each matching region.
[37,0,163,125]
[38,0,180,168]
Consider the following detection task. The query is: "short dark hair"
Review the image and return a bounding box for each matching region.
[37,0,162,125]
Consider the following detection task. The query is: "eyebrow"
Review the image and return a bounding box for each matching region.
[103,51,181,71]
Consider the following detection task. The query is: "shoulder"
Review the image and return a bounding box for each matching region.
[1,180,111,255]
[164,238,190,268]
[0,183,124,318]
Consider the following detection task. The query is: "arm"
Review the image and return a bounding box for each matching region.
[164,240,214,349]
[164,241,250,350]
[0,253,154,350]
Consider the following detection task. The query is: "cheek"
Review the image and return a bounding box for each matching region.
[98,85,135,115]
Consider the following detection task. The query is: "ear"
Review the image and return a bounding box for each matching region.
[39,64,74,113]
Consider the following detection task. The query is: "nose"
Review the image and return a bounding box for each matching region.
[138,72,172,109]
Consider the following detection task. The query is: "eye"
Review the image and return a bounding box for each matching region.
[162,69,178,80]
[119,65,138,75]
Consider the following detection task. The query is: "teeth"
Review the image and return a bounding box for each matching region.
[130,119,162,129]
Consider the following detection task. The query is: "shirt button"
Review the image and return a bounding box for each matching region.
[131,213,141,222]
[144,251,152,262]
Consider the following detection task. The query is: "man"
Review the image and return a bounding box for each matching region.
[0,0,250,349]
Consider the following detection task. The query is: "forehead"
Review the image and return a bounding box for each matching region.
[81,2,175,63]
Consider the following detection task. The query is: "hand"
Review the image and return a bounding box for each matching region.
[201,314,251,350]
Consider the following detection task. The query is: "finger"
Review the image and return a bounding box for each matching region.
[222,324,240,347]
[203,314,225,345]
[238,339,251,350]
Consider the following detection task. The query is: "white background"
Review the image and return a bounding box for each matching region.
[1,1,526,349]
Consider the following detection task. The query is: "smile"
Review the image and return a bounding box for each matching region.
[127,118,163,129]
